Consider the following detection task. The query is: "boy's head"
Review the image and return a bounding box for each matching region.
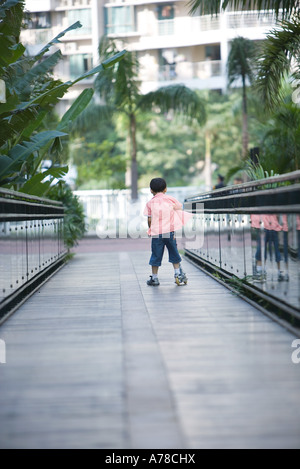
[150,178,167,194]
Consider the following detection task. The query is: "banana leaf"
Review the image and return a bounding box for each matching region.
[0,130,67,181]
[19,165,69,196]
[57,88,94,131]
[35,21,82,61]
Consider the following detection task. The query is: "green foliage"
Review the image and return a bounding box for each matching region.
[76,140,126,190]
[49,182,86,249]
[95,37,206,121]
[225,95,300,182]
[139,85,206,125]
[0,1,125,196]
[57,89,94,132]
[0,130,67,182]
[204,92,242,171]
[188,0,300,115]
[92,36,207,199]
[136,113,204,187]
[227,37,257,86]
[227,37,258,158]
[70,107,126,189]
[261,99,300,172]
[113,92,242,188]
[19,165,69,197]
[71,90,248,190]
[188,0,298,19]
[96,36,140,114]
[255,15,300,111]
[245,158,279,181]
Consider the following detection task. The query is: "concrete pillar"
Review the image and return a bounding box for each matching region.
[91,0,101,67]
[220,11,229,93]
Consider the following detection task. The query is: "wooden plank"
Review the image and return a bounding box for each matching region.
[0,247,299,449]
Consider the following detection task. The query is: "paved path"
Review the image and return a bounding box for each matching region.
[0,243,300,449]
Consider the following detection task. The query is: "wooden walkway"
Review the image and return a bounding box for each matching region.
[0,240,300,449]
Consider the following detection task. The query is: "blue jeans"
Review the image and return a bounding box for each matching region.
[264,230,281,263]
[149,232,182,267]
[254,229,262,262]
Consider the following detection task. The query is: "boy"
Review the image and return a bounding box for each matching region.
[144,178,192,286]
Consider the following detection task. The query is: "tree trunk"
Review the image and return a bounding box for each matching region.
[125,134,131,188]
[242,77,249,160]
[129,113,138,201]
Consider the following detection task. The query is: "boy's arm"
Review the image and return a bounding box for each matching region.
[148,217,152,228]
[172,198,183,210]
[167,195,183,210]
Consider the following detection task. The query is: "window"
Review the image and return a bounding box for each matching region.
[159,49,177,81]
[157,5,174,21]
[205,45,221,60]
[157,5,174,35]
[105,6,136,35]
[25,12,51,29]
[70,54,93,79]
[68,9,92,35]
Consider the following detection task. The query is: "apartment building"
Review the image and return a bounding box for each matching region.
[21,0,279,112]
[22,0,104,115]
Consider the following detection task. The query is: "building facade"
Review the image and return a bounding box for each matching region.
[21,0,279,112]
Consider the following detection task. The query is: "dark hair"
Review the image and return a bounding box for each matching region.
[150,178,167,193]
[218,174,225,181]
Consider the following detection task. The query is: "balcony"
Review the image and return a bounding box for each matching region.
[157,15,220,37]
[56,0,91,9]
[21,28,53,46]
[139,59,223,92]
[158,19,174,36]
[227,11,279,29]
[25,0,55,12]
[158,60,222,81]
[157,11,277,37]
[135,10,278,51]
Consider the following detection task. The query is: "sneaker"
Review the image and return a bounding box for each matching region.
[253,273,264,283]
[278,272,285,282]
[253,270,267,283]
[175,269,188,286]
[285,273,290,282]
[147,276,160,286]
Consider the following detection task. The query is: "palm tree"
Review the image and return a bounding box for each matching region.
[226,88,300,179]
[200,92,243,187]
[187,0,300,112]
[262,99,300,171]
[188,0,298,19]
[94,37,206,200]
[227,37,256,158]
[255,15,300,111]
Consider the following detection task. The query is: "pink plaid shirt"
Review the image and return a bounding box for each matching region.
[262,215,283,232]
[144,193,193,236]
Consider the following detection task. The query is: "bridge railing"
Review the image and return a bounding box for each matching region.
[184,171,300,325]
[0,189,67,320]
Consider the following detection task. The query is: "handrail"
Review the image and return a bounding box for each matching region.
[185,170,300,202]
[0,188,63,207]
[183,170,300,330]
[0,189,66,321]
